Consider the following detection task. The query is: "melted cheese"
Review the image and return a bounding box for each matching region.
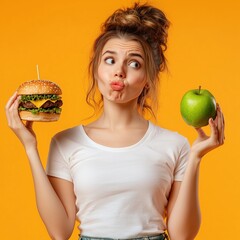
[30,99,57,108]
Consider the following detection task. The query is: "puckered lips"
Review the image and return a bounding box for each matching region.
[110,81,125,91]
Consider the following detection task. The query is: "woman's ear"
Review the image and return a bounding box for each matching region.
[144,83,149,89]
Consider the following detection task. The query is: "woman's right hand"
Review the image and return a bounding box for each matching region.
[5,92,37,150]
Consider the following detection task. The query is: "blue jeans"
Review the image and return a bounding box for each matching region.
[79,233,169,240]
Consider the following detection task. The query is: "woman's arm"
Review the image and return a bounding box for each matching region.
[167,105,225,240]
[5,92,76,240]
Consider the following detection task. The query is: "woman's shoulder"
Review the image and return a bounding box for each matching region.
[150,121,189,144]
[52,124,84,142]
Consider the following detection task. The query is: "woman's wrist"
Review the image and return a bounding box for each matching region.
[188,151,202,166]
[25,144,38,157]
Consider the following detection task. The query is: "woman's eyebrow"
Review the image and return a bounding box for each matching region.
[102,50,116,56]
[128,52,144,60]
[102,50,144,60]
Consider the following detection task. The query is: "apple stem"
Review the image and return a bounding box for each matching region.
[199,85,201,94]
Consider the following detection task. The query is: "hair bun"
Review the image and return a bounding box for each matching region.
[102,3,170,51]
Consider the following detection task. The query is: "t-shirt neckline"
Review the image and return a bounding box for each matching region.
[79,121,153,151]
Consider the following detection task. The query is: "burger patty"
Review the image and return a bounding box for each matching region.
[41,100,63,108]
[19,100,63,109]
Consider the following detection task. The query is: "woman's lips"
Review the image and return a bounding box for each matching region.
[110,81,125,91]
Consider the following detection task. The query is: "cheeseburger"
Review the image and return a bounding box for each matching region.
[17,80,63,122]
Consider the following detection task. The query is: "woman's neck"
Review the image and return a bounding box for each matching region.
[95,100,147,130]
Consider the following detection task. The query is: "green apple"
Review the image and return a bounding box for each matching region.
[180,87,217,128]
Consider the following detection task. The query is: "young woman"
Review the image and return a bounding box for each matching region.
[5,3,224,240]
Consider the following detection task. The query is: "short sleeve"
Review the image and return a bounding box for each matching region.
[45,137,72,182]
[174,138,190,181]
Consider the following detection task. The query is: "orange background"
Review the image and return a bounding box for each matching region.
[1,0,239,239]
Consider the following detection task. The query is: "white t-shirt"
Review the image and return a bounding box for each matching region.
[46,121,190,238]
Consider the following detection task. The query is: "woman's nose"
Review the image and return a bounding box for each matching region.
[114,67,126,79]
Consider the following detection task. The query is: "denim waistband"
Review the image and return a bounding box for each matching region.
[79,233,168,240]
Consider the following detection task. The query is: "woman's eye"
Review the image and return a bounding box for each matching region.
[105,58,115,65]
[129,61,140,69]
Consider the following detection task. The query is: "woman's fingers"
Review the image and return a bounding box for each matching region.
[191,104,225,159]
[217,105,225,145]
[6,95,22,129]
[5,92,20,127]
[13,96,21,117]
[5,92,18,121]
[209,117,218,139]
[5,93,37,148]
[5,91,18,109]
[209,104,225,148]
[194,127,207,140]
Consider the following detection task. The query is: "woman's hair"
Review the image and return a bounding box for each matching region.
[87,2,170,117]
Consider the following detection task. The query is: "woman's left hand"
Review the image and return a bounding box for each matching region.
[190,104,225,159]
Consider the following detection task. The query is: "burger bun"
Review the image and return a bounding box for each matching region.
[17,79,62,95]
[19,111,61,122]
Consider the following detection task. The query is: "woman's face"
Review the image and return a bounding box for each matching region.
[97,37,147,104]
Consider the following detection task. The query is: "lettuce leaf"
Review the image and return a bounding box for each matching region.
[18,106,62,114]
[20,94,61,102]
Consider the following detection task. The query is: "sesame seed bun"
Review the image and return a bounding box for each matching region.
[17,79,62,95]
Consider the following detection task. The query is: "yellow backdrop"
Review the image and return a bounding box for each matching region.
[1,0,239,239]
